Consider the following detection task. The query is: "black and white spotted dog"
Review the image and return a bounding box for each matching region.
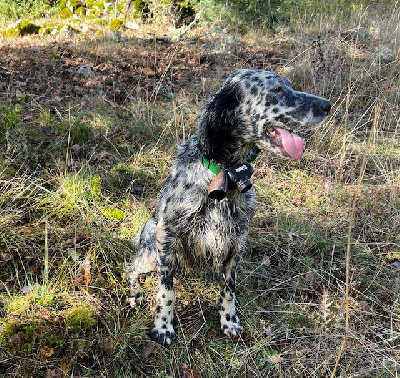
[126,69,331,346]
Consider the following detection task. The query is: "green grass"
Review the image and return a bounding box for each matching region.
[1,2,400,377]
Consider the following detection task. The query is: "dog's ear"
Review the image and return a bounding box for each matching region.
[198,81,242,160]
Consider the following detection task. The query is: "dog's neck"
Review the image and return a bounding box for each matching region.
[196,135,260,173]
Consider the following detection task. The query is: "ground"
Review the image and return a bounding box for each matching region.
[0,11,399,378]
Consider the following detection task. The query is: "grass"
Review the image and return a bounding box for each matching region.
[1,2,400,377]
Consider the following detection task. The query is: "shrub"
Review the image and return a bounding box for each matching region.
[0,0,55,20]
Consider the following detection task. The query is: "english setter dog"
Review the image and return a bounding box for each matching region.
[126,69,331,346]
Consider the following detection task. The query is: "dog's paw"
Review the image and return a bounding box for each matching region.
[221,314,243,338]
[150,326,176,346]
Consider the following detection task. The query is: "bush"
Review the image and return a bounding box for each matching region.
[0,0,56,19]
[192,0,397,30]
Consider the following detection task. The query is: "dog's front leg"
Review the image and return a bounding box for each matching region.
[150,219,176,346]
[220,251,243,338]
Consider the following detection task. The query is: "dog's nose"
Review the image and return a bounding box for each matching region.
[320,100,331,113]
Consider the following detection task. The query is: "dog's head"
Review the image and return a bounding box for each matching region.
[198,69,331,162]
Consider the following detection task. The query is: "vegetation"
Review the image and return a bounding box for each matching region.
[0,0,399,377]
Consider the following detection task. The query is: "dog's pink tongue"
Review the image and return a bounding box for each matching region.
[276,127,305,160]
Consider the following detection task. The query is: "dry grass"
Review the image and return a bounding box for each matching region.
[1,4,400,377]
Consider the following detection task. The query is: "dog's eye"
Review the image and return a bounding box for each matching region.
[271,86,282,93]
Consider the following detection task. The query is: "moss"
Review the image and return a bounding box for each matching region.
[107,163,136,191]
[41,334,63,348]
[109,18,123,31]
[5,288,56,316]
[38,26,52,35]
[65,306,97,333]
[6,295,32,316]
[4,166,16,176]
[102,207,127,222]
[35,293,55,308]
[59,7,73,19]
[120,201,151,238]
[0,319,18,341]
[0,318,64,356]
[90,174,102,199]
[91,1,105,11]
[75,6,86,17]
[68,0,83,7]
[39,23,78,36]
[2,19,40,38]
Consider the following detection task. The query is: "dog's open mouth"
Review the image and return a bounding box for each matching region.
[268,127,305,160]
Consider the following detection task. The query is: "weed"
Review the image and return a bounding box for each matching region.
[0,104,21,152]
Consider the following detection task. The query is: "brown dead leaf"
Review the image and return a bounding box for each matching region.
[180,363,201,378]
[0,252,13,262]
[9,334,22,354]
[72,260,92,287]
[98,337,115,356]
[84,260,91,287]
[41,345,55,358]
[226,334,253,344]
[141,340,155,358]
[268,353,283,364]
[141,67,156,77]
[190,336,204,349]
[305,271,314,286]
[262,254,271,267]
[46,368,64,378]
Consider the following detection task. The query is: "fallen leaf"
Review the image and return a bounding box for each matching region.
[99,337,115,355]
[264,326,273,336]
[262,255,271,267]
[84,260,91,287]
[305,271,314,286]
[46,368,64,378]
[41,346,55,358]
[141,341,155,358]
[268,353,283,364]
[191,336,204,349]
[9,334,22,354]
[180,363,201,378]
[0,252,13,262]
[141,67,155,77]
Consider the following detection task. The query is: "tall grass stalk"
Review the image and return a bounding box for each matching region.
[43,218,49,286]
[331,53,398,375]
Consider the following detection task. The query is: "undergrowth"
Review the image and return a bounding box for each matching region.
[1,1,400,377]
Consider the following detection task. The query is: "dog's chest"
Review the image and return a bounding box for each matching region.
[176,192,255,272]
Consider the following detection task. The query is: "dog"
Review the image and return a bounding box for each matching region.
[126,69,331,346]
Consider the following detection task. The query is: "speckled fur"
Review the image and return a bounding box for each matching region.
[126,69,331,346]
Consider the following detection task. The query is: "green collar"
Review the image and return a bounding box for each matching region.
[201,155,222,174]
[196,136,260,174]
